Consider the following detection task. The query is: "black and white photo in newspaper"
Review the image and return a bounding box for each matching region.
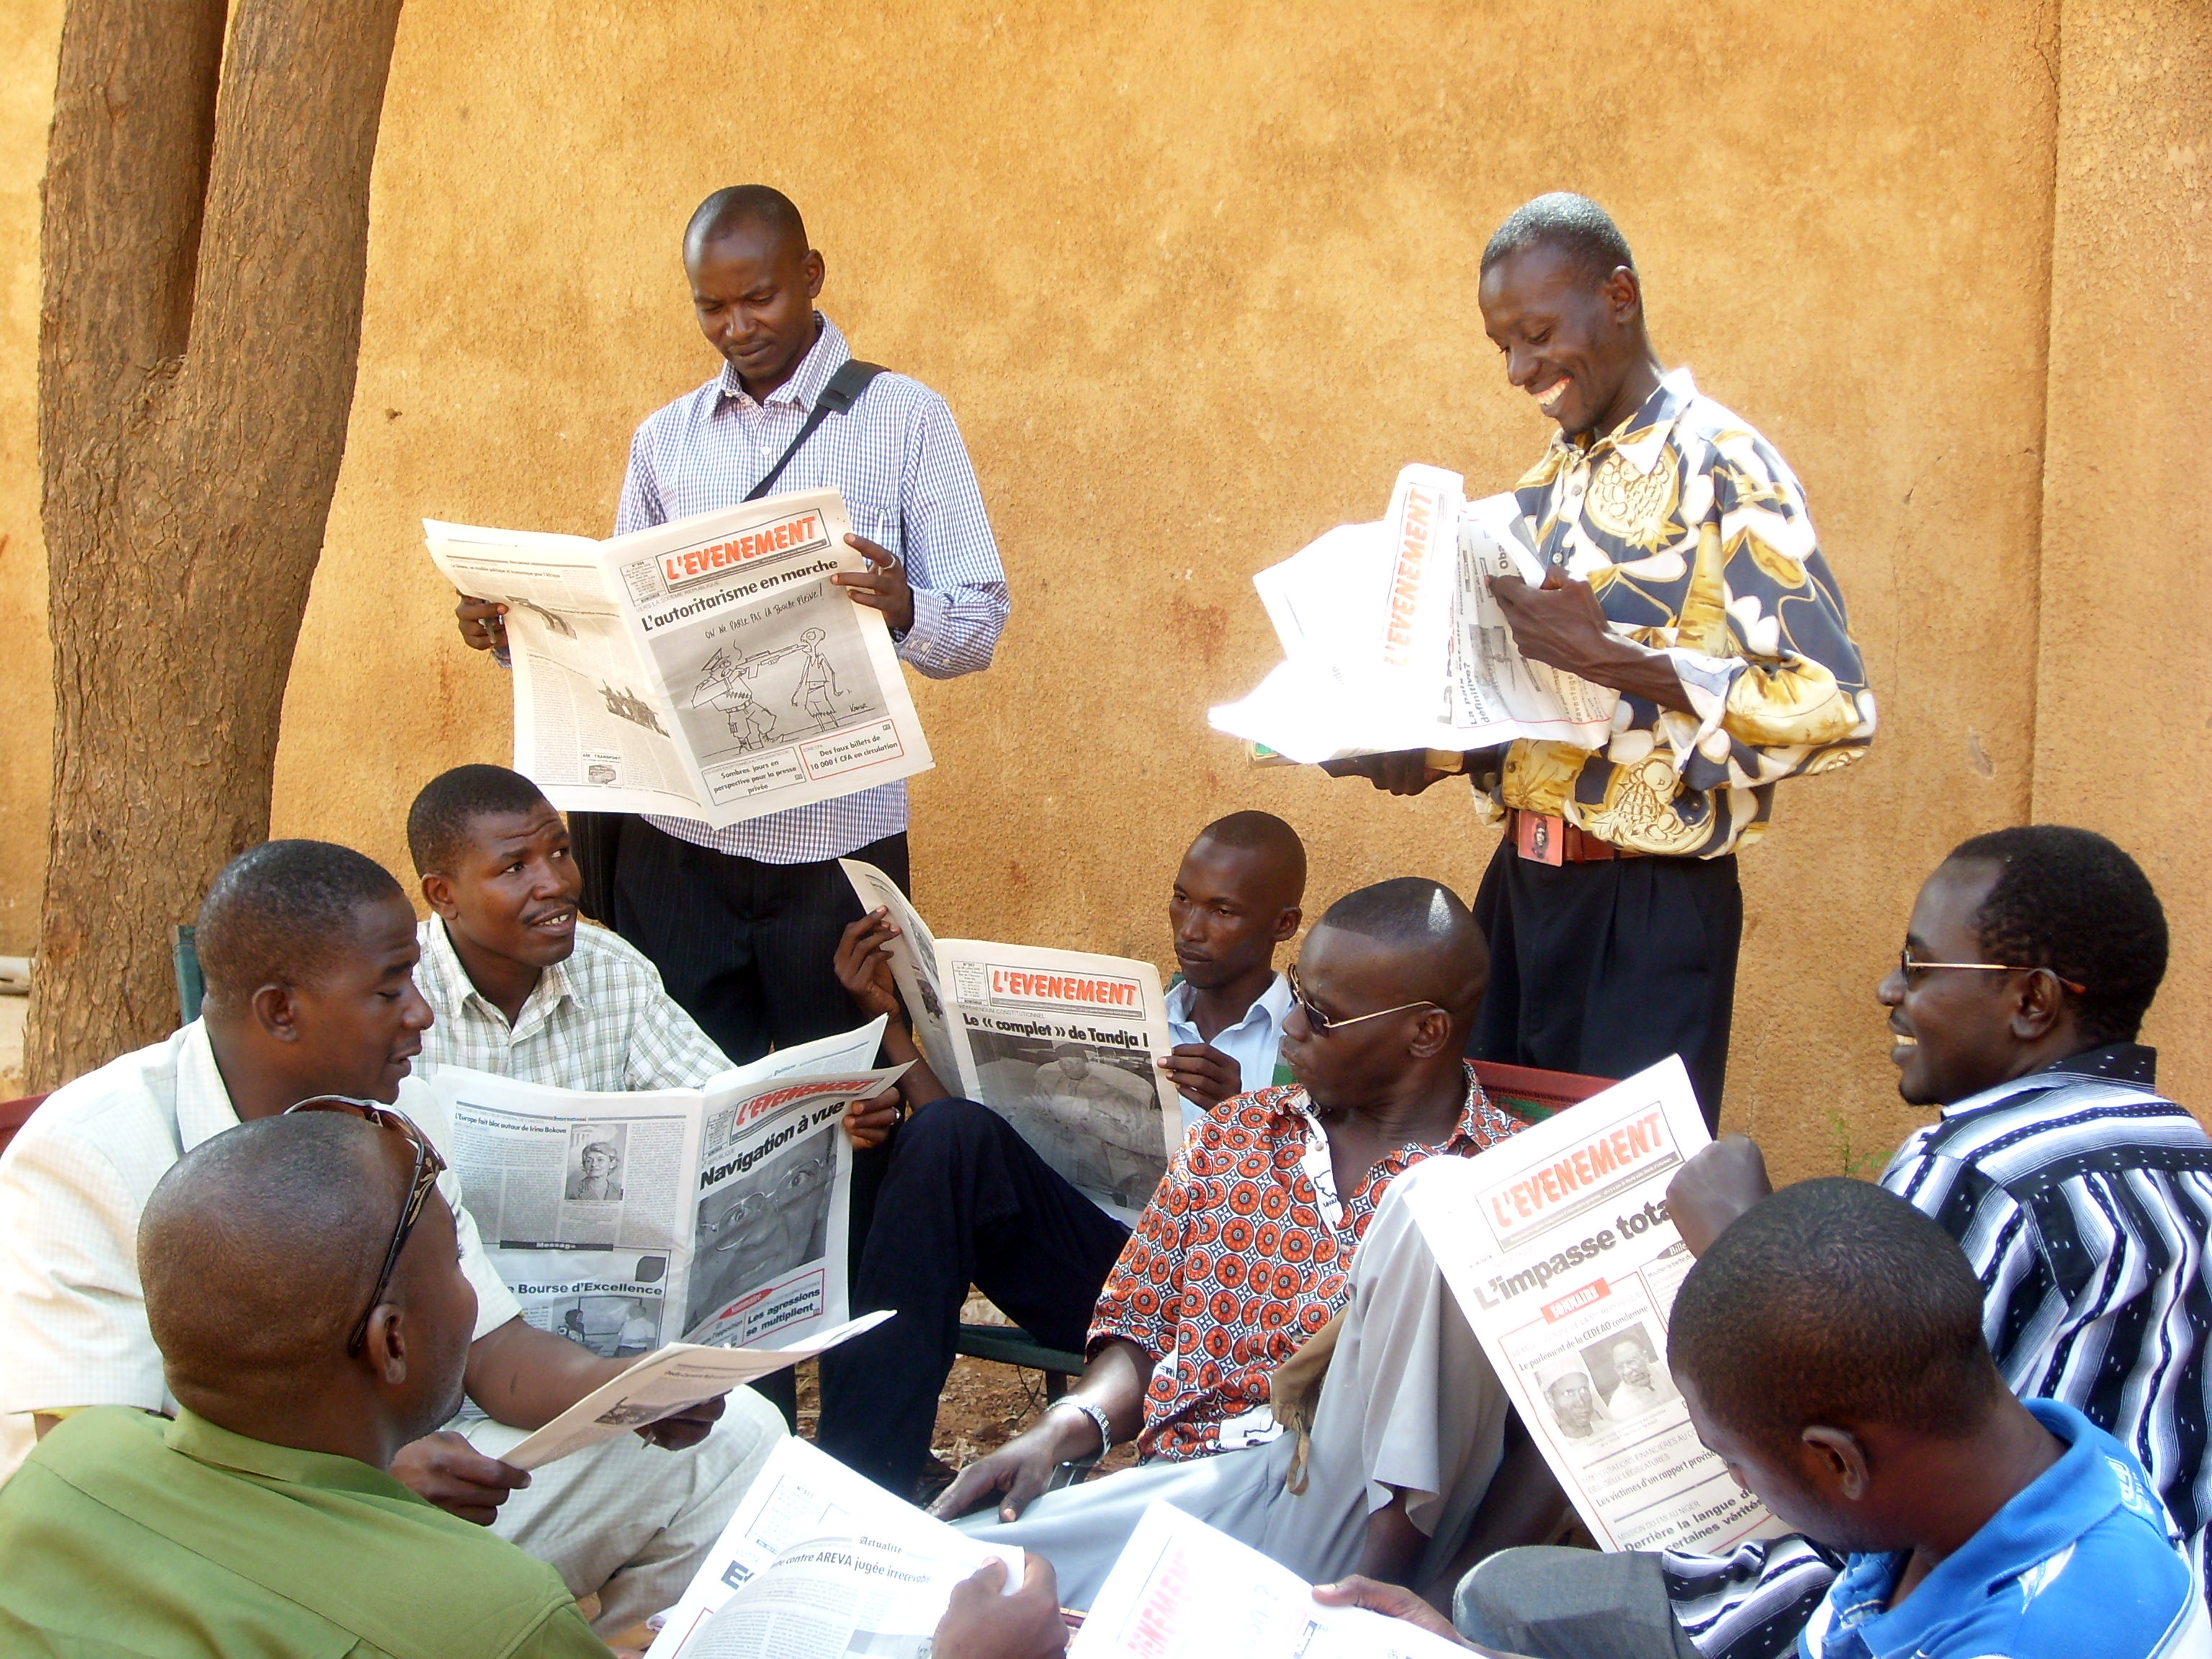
[937,940,1181,1222]
[1401,1057,1782,1555]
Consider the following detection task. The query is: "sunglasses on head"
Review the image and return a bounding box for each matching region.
[283,1095,449,1356]
[1285,964,1444,1038]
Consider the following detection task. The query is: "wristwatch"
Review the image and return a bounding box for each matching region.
[1048,1398,1112,1458]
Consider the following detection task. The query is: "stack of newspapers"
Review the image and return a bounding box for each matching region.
[1208,464,1618,765]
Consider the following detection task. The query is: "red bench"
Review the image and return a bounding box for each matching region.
[0,1094,50,1159]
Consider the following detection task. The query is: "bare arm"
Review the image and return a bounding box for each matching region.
[1665,1135,1775,1256]
[931,1337,1154,1521]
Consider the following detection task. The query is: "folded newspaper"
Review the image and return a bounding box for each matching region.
[425,491,932,830]
[1072,1501,1472,1659]
[1209,464,1618,764]
[1401,1056,1783,1555]
[648,1437,1024,1659]
[841,861,1181,1223]
[502,1312,892,1471]
[424,1019,904,1364]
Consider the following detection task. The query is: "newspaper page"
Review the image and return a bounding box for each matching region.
[426,490,933,830]
[837,858,955,1081]
[1072,1502,1472,1659]
[651,1437,1022,1659]
[503,1313,893,1471]
[938,940,1181,1222]
[427,1024,899,1358]
[1401,1057,1781,1555]
[1208,465,1617,764]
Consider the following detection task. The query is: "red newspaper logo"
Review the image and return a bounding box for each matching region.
[657,509,827,590]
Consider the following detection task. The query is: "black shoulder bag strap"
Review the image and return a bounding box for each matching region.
[742,359,888,501]
[568,358,889,922]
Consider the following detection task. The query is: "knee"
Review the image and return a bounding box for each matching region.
[893,1096,1009,1166]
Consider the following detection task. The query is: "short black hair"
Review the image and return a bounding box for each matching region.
[686,184,808,258]
[1669,1178,2002,1451]
[195,841,408,1008]
[1481,192,1635,285]
[1192,811,1307,899]
[407,764,552,876]
[1313,877,1486,1014]
[1946,825,2167,1045]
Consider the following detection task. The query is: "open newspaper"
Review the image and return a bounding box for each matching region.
[1209,464,1617,764]
[1073,1501,1472,1659]
[1401,1057,1782,1555]
[425,491,932,830]
[649,1437,1023,1659]
[841,860,1180,1222]
[426,1020,903,1359]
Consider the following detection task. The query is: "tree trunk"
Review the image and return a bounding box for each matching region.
[28,0,407,1088]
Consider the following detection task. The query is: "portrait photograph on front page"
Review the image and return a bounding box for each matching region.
[685,1125,839,1333]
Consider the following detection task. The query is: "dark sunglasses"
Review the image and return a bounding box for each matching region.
[1285,964,1443,1038]
[283,1095,449,1355]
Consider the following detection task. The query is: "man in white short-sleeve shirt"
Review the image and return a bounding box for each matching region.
[0,840,783,1637]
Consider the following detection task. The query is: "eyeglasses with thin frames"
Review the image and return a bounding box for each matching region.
[1286,965,1444,1038]
[1897,948,2086,997]
[282,1095,449,1355]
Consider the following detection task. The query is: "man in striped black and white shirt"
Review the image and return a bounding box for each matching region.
[1449,825,2209,1659]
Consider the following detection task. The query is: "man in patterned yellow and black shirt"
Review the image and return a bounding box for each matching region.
[1328,194,1874,1124]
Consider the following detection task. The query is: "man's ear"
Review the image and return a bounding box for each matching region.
[803,248,826,300]
[1406,1007,1455,1061]
[1604,265,1642,325]
[361,1301,411,1388]
[1272,906,1303,947]
[250,982,305,1046]
[2010,970,2069,1043]
[1801,1425,1871,1502]
[420,871,459,921]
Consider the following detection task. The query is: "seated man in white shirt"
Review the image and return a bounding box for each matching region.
[814,813,1307,1501]
[0,838,786,1639]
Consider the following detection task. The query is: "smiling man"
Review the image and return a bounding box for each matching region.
[1445,825,2212,1659]
[0,839,783,1638]
[1324,193,1876,1124]
[931,878,1525,1608]
[454,186,1007,1076]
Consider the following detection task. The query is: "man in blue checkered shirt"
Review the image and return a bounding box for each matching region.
[457,185,1008,1069]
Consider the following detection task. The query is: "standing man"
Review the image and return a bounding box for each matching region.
[1326,193,1874,1123]
[456,184,1008,1067]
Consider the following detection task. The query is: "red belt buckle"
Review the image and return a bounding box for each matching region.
[1515,811,1565,866]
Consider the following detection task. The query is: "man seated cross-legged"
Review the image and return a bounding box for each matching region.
[814,811,1308,1500]
[1450,824,2212,1659]
[0,840,784,1637]
[1330,1179,2210,1659]
[0,1108,613,1658]
[929,877,1527,1608]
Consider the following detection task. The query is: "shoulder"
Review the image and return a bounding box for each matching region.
[566,920,665,985]
[1984,1514,2200,1659]
[1193,1085,1301,1155]
[851,366,956,420]
[630,374,725,444]
[1917,1080,2208,1189]
[0,1035,189,1190]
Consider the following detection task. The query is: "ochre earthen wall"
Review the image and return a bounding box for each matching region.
[1,2,2198,1179]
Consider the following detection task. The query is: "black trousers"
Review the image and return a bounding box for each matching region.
[611,817,912,1424]
[815,1096,1130,1498]
[1469,841,1742,1130]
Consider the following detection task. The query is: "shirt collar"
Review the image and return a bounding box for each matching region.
[174,1020,244,1154]
[1282,1062,1508,1153]
[1548,365,1697,479]
[1830,1400,2138,1655]
[1164,971,1292,1038]
[422,915,578,1040]
[716,311,850,413]
[1940,1042,2164,1118]
[165,1407,426,1504]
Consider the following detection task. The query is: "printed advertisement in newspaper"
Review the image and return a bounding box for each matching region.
[424,489,932,830]
[1071,1501,1470,1659]
[650,1437,1022,1659]
[1401,1057,1781,1556]
[1207,464,1616,764]
[426,1023,901,1357]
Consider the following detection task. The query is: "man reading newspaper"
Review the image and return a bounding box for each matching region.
[930,879,1525,1608]
[816,814,1308,1501]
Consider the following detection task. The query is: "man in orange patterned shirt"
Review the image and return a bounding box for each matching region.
[936,878,1524,1607]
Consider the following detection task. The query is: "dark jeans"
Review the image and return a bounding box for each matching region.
[1470,842,1743,1129]
[611,817,912,1425]
[816,1096,1130,1498]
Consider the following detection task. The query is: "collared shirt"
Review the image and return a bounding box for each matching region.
[413,917,732,1092]
[1487,369,1876,858]
[1089,1065,1522,1462]
[1163,971,1296,1136]
[0,1406,607,1658]
[1802,1400,2207,1659]
[0,1022,522,1480]
[619,313,1010,866]
[1668,1044,2212,1658]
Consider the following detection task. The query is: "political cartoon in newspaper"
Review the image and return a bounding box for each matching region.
[675,588,886,774]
